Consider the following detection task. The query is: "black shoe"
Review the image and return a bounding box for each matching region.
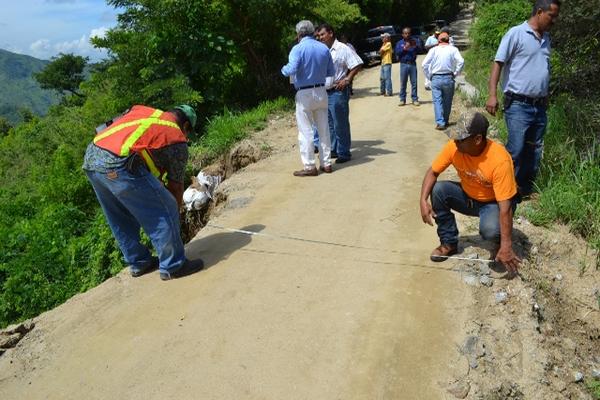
[335,157,351,164]
[330,151,338,159]
[160,258,204,281]
[130,256,158,278]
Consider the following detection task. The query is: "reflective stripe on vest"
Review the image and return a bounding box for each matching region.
[139,149,168,184]
[93,109,180,157]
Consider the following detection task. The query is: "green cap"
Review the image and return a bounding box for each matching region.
[175,105,197,130]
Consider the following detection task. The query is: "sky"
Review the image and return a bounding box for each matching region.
[0,0,120,61]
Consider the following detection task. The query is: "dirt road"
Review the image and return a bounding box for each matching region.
[0,60,472,399]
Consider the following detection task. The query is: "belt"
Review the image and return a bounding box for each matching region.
[433,73,453,76]
[327,86,350,93]
[400,61,416,64]
[297,83,324,90]
[505,91,548,107]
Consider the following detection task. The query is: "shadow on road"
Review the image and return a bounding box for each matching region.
[349,86,380,99]
[185,224,266,270]
[334,139,396,170]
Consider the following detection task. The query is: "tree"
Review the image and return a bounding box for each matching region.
[0,117,12,136]
[19,108,35,123]
[92,0,364,122]
[34,53,88,98]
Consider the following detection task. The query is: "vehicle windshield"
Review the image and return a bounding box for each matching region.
[367,26,395,38]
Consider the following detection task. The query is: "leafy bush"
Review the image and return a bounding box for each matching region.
[469,0,530,57]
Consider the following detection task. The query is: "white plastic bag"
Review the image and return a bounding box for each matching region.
[183,172,222,211]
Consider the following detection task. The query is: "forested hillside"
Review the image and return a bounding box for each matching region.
[0,49,60,124]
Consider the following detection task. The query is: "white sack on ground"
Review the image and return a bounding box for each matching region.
[183,172,222,211]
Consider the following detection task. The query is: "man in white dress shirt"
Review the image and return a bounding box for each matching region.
[316,23,363,163]
[422,32,464,130]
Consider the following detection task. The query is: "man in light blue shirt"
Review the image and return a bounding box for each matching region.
[282,20,335,176]
[486,0,561,198]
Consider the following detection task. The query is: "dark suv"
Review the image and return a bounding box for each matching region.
[357,25,428,64]
[356,25,402,65]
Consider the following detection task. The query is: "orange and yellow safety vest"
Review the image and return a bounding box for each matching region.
[93,105,187,184]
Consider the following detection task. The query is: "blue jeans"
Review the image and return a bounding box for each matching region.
[431,181,514,246]
[380,64,392,95]
[504,101,547,195]
[431,74,455,126]
[86,166,186,275]
[399,62,418,102]
[328,86,352,159]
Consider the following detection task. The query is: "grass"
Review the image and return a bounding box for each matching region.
[189,97,292,167]
[462,48,495,108]
[587,379,600,399]
[521,98,600,251]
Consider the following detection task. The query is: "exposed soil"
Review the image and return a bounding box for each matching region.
[441,208,600,399]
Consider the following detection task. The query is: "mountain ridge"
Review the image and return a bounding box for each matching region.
[0,48,60,124]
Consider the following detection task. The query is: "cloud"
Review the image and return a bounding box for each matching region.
[90,27,108,39]
[29,27,109,60]
[30,39,52,55]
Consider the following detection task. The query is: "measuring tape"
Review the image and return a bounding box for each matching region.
[205,223,495,264]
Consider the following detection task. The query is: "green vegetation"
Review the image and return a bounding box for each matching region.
[466,0,600,251]
[190,97,292,167]
[0,49,60,124]
[34,53,88,98]
[587,378,600,400]
[0,117,12,136]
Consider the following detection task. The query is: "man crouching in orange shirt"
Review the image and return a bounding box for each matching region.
[419,111,522,275]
